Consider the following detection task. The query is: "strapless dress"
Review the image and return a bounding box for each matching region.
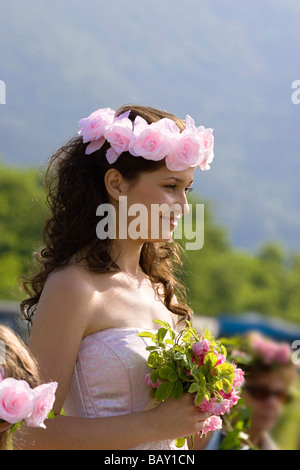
[63,327,187,450]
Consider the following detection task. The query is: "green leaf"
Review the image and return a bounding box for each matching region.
[156,381,175,401]
[157,327,168,344]
[220,344,227,358]
[10,420,23,434]
[158,365,176,381]
[204,329,211,340]
[174,437,186,448]
[169,330,176,340]
[148,351,163,367]
[138,331,156,339]
[190,365,199,377]
[165,339,174,346]
[195,387,205,406]
[204,352,218,368]
[222,378,232,393]
[215,363,235,382]
[153,320,171,329]
[172,380,184,399]
[215,379,223,390]
[182,330,193,342]
[188,382,200,394]
[47,410,55,419]
[150,369,159,385]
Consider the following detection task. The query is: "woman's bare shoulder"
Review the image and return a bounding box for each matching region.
[35,264,120,334]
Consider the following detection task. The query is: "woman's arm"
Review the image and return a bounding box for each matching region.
[17,394,210,450]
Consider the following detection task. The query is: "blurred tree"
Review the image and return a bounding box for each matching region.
[0,163,49,300]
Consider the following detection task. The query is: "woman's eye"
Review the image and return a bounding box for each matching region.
[165,185,193,193]
[185,187,193,193]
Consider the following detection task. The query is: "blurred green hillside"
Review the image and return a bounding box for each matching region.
[0,163,300,326]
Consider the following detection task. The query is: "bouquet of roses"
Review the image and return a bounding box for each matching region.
[138,320,244,447]
[0,368,57,434]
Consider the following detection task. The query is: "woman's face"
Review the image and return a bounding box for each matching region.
[122,165,195,242]
[242,371,289,433]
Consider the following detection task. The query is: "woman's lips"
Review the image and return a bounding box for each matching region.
[161,215,180,228]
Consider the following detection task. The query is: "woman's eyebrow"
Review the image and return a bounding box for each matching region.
[162,177,194,185]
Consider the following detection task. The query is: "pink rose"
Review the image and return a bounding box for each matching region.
[104,113,134,164]
[166,132,204,171]
[25,382,58,429]
[192,339,210,357]
[214,349,226,366]
[191,339,210,366]
[202,415,222,435]
[165,115,212,171]
[233,365,245,387]
[276,344,291,364]
[250,333,291,365]
[220,388,240,407]
[78,107,115,155]
[199,128,214,170]
[0,378,34,424]
[198,396,231,416]
[130,116,176,161]
[145,373,162,389]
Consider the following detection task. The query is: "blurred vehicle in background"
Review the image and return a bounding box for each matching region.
[193,311,300,343]
[0,301,29,342]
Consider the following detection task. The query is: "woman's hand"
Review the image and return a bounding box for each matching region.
[0,421,11,433]
[149,393,211,441]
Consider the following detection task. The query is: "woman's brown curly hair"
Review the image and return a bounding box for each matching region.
[20,105,193,327]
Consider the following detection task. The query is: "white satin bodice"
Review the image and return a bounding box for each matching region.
[63,327,186,450]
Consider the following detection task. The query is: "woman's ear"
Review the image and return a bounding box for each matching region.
[104,169,130,202]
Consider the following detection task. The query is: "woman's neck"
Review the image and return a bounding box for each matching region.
[109,239,144,276]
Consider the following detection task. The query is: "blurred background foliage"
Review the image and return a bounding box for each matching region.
[0,163,48,300]
[177,193,300,325]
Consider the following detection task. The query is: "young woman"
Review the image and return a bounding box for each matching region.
[19,104,215,450]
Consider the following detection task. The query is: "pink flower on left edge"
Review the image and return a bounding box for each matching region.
[78,107,115,155]
[0,378,34,424]
[25,382,58,429]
